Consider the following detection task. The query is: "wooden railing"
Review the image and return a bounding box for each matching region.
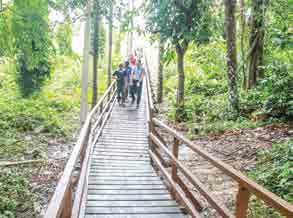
[143,56,293,218]
[44,82,116,218]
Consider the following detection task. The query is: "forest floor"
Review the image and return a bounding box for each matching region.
[29,130,78,217]
[2,125,79,218]
[155,103,292,217]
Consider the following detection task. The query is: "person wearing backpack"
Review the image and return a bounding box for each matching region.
[113,63,127,106]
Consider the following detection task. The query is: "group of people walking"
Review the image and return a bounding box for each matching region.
[113,55,145,109]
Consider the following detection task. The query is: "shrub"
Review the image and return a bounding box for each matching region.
[248,141,292,217]
[0,169,34,217]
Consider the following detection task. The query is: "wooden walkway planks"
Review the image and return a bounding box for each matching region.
[82,93,186,218]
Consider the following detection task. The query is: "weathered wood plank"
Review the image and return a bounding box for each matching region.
[91,152,149,158]
[89,173,156,177]
[90,162,150,167]
[88,180,163,185]
[87,194,172,201]
[84,214,186,218]
[90,165,153,170]
[87,184,167,190]
[100,135,148,140]
[87,189,168,195]
[97,140,148,146]
[86,206,182,214]
[93,148,148,154]
[91,157,150,162]
[89,169,154,174]
[89,177,162,183]
[93,147,148,153]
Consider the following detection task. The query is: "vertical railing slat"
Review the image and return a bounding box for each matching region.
[236,184,251,217]
[171,137,179,199]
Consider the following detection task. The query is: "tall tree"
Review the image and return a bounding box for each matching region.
[239,0,246,88]
[80,0,92,124]
[107,0,113,87]
[146,0,210,121]
[224,0,239,113]
[92,0,100,107]
[247,0,267,89]
[12,0,51,97]
[157,37,164,103]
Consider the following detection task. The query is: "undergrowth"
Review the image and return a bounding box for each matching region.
[0,56,81,217]
[0,168,34,218]
[248,141,292,217]
[0,56,80,159]
[163,41,291,136]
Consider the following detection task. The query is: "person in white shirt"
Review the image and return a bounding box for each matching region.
[131,60,145,108]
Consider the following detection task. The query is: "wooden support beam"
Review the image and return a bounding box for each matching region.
[235,184,250,218]
[171,137,179,199]
[61,183,73,218]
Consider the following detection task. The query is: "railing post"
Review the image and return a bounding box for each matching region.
[171,137,179,199]
[61,183,73,218]
[99,100,103,114]
[235,184,250,218]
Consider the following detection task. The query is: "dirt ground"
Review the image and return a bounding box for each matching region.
[24,135,77,218]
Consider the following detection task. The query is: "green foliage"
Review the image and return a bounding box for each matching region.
[11,0,52,97]
[0,57,80,159]
[56,22,73,56]
[0,9,13,57]
[161,0,292,133]
[241,61,291,119]
[250,141,292,202]
[98,23,106,59]
[145,0,212,46]
[248,141,292,217]
[0,169,34,217]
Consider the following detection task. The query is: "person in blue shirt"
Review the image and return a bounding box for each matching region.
[131,59,145,108]
[124,61,132,101]
[113,63,126,106]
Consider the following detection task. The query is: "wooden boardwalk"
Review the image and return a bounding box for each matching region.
[82,95,186,217]
[44,62,293,218]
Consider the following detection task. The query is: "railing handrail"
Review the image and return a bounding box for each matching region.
[144,52,154,113]
[152,117,293,217]
[44,81,116,218]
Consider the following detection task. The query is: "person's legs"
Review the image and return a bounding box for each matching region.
[125,85,128,100]
[136,81,143,107]
[117,85,122,105]
[130,80,137,104]
[121,85,126,105]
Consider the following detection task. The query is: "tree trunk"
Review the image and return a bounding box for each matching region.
[107,1,113,87]
[175,46,186,121]
[157,38,164,103]
[240,0,246,89]
[224,0,239,114]
[92,1,99,108]
[80,0,92,125]
[247,0,266,89]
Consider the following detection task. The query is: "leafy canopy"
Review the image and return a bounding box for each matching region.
[145,0,211,51]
